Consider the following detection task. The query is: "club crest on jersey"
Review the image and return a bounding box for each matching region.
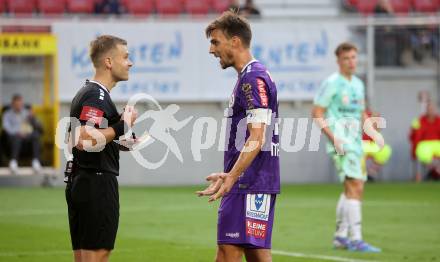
[255,194,264,210]
[246,194,270,221]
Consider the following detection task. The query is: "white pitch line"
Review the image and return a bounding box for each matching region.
[272,250,378,262]
[0,248,379,261]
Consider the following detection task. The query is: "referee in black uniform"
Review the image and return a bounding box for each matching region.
[66,35,135,262]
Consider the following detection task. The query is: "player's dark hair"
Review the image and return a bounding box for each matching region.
[335,42,358,57]
[89,35,127,68]
[205,10,252,48]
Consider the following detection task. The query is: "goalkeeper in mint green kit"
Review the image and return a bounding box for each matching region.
[312,42,381,253]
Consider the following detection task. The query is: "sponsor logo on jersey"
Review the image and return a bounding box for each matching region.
[257,78,268,107]
[246,194,270,221]
[242,83,255,110]
[246,219,267,239]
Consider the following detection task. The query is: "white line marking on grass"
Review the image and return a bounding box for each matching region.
[0,248,379,261]
[272,250,378,262]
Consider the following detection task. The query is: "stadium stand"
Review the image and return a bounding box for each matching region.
[155,0,184,15]
[0,0,5,13]
[412,0,439,12]
[345,0,440,14]
[122,0,155,15]
[212,0,232,13]
[355,0,378,15]
[66,0,94,14]
[389,0,412,14]
[37,0,66,15]
[0,0,439,16]
[184,0,211,15]
[253,0,340,17]
[6,0,36,14]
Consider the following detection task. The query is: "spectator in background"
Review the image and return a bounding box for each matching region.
[410,28,439,66]
[409,101,440,181]
[95,0,121,15]
[1,94,43,174]
[375,0,394,14]
[373,0,410,67]
[239,0,261,18]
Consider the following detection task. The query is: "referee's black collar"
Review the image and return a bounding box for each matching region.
[88,79,110,94]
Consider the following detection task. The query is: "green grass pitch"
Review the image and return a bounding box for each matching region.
[0,183,439,261]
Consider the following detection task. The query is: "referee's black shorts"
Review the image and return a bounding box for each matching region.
[65,168,119,250]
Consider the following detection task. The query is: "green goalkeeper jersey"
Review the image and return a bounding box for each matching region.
[314,72,365,155]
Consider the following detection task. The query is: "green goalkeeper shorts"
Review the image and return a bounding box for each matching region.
[331,151,367,182]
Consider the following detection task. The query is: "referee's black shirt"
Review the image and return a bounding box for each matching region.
[69,80,121,175]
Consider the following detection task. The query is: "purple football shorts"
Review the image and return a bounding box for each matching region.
[217,193,277,249]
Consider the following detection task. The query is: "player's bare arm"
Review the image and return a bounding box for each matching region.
[312,105,345,155]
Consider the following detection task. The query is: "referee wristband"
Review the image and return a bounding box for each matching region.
[111,120,128,138]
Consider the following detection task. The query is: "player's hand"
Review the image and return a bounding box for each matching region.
[121,106,137,128]
[117,137,138,151]
[208,173,238,202]
[333,137,347,155]
[196,173,225,197]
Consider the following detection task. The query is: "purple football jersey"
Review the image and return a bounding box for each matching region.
[224,60,280,194]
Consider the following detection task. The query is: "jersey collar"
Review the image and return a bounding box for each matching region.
[240,59,258,74]
[89,80,110,94]
[338,72,354,84]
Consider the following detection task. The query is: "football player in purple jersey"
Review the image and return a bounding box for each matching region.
[197,11,280,262]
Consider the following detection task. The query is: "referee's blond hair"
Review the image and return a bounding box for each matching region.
[89,35,127,68]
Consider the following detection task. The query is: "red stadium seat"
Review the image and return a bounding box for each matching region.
[389,0,411,14]
[0,0,5,13]
[412,0,439,12]
[184,0,210,15]
[345,0,358,7]
[212,0,231,13]
[356,0,378,15]
[38,0,66,14]
[67,0,94,13]
[156,0,183,15]
[7,0,36,14]
[123,0,154,15]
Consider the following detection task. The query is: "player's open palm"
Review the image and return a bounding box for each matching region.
[208,174,237,202]
[196,173,225,197]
